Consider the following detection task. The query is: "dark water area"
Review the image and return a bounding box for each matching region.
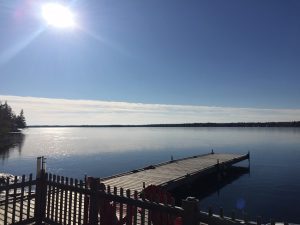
[0,127,300,223]
[172,166,250,202]
[0,132,25,160]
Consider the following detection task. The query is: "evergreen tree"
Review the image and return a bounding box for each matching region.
[0,102,26,135]
[16,109,26,128]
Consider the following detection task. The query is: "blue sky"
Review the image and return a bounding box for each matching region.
[1,0,300,124]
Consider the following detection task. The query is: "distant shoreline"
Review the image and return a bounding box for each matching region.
[27,121,300,128]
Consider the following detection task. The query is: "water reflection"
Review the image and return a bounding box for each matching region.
[0,132,25,161]
[172,166,250,203]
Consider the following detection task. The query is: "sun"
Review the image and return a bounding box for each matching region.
[42,3,75,28]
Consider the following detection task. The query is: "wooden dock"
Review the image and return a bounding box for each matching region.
[0,153,251,225]
[102,152,249,192]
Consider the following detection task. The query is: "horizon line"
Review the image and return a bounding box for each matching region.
[27,121,300,128]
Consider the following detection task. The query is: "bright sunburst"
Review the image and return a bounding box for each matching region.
[42,3,75,28]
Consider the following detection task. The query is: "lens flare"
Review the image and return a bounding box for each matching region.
[42,3,75,28]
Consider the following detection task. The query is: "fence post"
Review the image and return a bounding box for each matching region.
[35,157,47,225]
[88,177,100,225]
[182,197,199,225]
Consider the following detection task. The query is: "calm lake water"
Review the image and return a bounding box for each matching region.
[1,127,300,223]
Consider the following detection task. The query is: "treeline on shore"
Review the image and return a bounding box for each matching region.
[0,102,26,135]
[28,121,300,128]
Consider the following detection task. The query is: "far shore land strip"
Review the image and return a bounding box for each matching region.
[27,121,300,128]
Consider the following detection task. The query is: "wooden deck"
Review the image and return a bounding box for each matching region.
[102,152,249,192]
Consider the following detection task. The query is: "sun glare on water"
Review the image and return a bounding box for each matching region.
[42,3,75,28]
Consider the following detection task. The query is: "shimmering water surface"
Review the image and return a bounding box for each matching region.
[1,127,300,222]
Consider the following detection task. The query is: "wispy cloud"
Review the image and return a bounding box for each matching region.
[1,95,300,125]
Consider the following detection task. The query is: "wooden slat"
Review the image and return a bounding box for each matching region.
[51,174,55,220]
[4,177,9,225]
[19,175,25,220]
[64,177,69,225]
[83,180,89,225]
[78,180,83,225]
[133,191,138,225]
[55,175,60,223]
[113,187,117,225]
[59,176,64,224]
[147,196,152,225]
[140,194,145,225]
[126,189,132,225]
[47,174,51,219]
[26,174,33,220]
[73,179,78,225]
[68,178,73,225]
[59,177,64,224]
[120,188,124,222]
[12,176,18,224]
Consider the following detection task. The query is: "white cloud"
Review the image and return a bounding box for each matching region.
[1,95,300,125]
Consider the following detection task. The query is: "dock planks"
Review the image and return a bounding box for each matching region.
[102,153,249,192]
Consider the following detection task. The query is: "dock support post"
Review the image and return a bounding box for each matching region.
[89,177,100,225]
[182,197,199,225]
[248,151,250,165]
[247,151,251,176]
